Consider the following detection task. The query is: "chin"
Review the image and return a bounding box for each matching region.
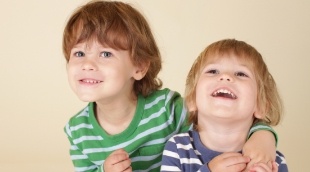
[77,94,97,102]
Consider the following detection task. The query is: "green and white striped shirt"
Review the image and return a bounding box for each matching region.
[64,88,190,172]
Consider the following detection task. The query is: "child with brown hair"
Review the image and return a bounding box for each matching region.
[63,1,279,171]
[161,39,288,172]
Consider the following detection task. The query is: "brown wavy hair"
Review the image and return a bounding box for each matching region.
[185,39,283,130]
[62,0,162,96]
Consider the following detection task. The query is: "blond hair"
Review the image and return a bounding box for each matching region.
[185,39,283,130]
[62,0,162,96]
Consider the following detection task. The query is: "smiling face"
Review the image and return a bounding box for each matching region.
[67,40,144,103]
[62,1,162,97]
[195,54,261,123]
[186,39,282,129]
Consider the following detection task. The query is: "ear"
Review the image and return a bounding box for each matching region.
[186,99,197,112]
[253,107,265,119]
[132,62,150,81]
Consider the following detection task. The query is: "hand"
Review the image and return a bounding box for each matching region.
[243,130,276,170]
[248,161,278,172]
[103,149,132,172]
[208,152,250,172]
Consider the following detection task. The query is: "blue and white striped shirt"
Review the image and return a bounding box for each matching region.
[161,130,288,172]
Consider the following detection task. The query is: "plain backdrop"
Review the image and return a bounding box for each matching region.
[0,0,309,171]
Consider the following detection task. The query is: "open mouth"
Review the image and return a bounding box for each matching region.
[80,79,103,84]
[212,89,237,99]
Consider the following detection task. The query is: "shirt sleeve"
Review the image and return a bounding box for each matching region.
[276,151,288,172]
[160,137,182,172]
[64,123,101,172]
[247,122,278,146]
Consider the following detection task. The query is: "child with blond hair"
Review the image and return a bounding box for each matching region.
[161,39,288,172]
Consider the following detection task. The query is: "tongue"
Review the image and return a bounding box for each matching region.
[217,92,233,99]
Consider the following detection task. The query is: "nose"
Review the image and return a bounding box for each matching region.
[82,58,98,71]
[219,73,233,82]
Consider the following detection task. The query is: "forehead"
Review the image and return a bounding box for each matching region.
[203,52,254,68]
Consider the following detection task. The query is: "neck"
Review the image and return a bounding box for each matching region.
[95,93,138,135]
[198,118,253,152]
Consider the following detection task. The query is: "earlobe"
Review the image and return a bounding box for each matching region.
[253,103,267,119]
[253,110,264,119]
[133,70,145,80]
[187,100,197,112]
[133,62,149,80]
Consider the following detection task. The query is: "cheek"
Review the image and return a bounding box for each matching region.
[251,84,258,102]
[66,66,75,80]
[243,80,258,98]
[66,65,78,88]
[246,84,259,113]
[195,81,211,108]
[196,77,213,95]
[66,60,79,74]
[195,84,205,104]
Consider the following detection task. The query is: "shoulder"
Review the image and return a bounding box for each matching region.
[67,103,92,125]
[164,132,191,152]
[64,103,94,138]
[147,88,182,100]
[139,89,190,135]
[276,150,286,163]
[142,88,184,111]
[168,131,192,144]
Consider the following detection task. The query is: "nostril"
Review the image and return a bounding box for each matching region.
[219,77,232,81]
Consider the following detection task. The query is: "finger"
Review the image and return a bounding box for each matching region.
[271,161,278,172]
[246,158,258,170]
[208,153,248,172]
[111,154,129,165]
[226,163,247,172]
[123,166,132,172]
[250,162,271,172]
[246,158,273,171]
[113,158,131,172]
[109,149,129,165]
[223,154,250,167]
[266,161,272,170]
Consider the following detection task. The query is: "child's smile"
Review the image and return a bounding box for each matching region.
[67,40,141,103]
[79,79,103,84]
[196,55,258,120]
[211,88,237,99]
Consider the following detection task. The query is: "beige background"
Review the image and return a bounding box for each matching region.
[0,0,309,171]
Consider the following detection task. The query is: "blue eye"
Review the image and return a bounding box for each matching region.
[207,69,219,74]
[100,51,112,58]
[74,51,85,57]
[235,72,248,77]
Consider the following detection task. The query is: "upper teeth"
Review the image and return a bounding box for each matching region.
[212,89,236,98]
[84,80,101,83]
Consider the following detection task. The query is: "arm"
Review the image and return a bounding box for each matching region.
[243,122,277,170]
[160,138,182,172]
[64,124,101,172]
[68,140,101,172]
[249,152,289,172]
